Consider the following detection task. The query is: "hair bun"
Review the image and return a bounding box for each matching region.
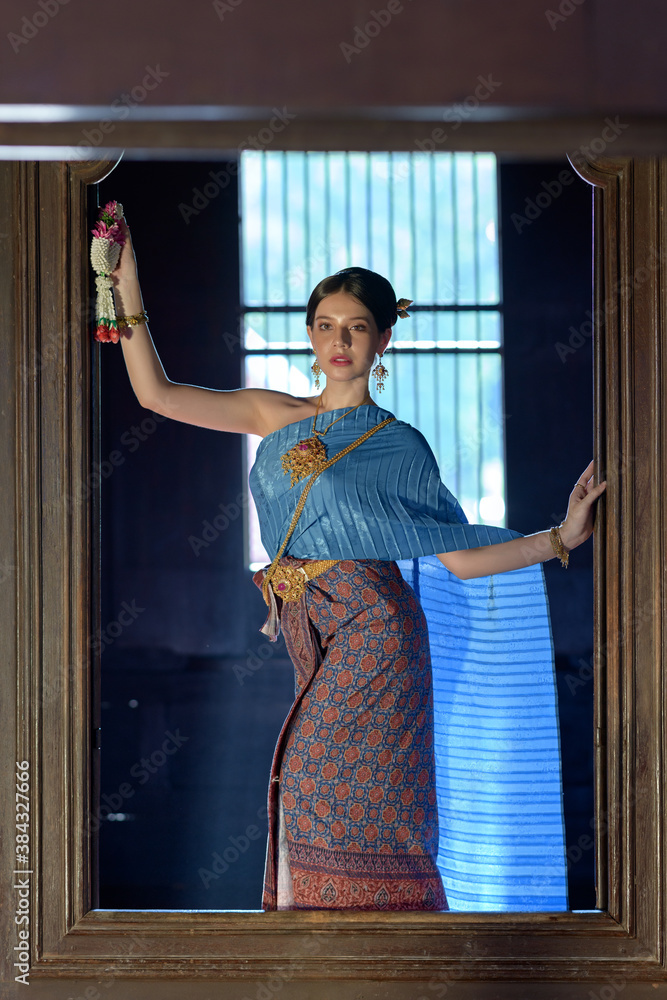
[307,268,401,332]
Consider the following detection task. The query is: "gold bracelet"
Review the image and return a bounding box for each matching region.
[549,525,569,568]
[116,310,149,330]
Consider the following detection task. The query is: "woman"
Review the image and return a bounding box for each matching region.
[111,214,606,913]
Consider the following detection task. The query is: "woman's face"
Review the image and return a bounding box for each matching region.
[307,291,392,387]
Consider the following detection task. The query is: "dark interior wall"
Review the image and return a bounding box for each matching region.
[95,162,296,910]
[1,1,665,113]
[500,159,595,647]
[500,159,595,909]
[95,157,595,911]
[97,161,264,656]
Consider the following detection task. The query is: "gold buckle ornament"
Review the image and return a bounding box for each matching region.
[270,563,309,602]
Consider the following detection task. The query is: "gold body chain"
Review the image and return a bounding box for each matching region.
[262,415,396,606]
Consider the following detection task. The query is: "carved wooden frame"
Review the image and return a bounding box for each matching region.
[1,149,666,997]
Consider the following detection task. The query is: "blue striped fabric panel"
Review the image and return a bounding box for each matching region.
[252,407,534,562]
[397,555,568,912]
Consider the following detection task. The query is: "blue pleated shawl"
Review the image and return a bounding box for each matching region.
[249,404,568,912]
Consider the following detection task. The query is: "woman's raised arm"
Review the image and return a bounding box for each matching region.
[111,215,288,437]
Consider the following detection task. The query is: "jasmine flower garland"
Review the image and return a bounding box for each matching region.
[90,200,125,343]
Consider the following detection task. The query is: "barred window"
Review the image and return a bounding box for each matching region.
[239,151,503,569]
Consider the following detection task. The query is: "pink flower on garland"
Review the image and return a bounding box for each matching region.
[90,219,125,245]
[91,200,126,245]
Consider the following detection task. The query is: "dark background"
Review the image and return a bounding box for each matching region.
[95,157,595,911]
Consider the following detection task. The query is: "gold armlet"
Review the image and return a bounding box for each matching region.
[117,310,149,329]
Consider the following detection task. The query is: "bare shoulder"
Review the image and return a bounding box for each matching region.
[249,388,318,438]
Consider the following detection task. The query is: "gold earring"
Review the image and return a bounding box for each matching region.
[372,354,388,393]
[311,352,322,391]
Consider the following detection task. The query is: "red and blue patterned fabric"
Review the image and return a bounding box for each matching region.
[256,556,448,911]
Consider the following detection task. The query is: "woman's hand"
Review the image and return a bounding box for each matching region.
[559,460,607,549]
[112,214,139,288]
[110,213,145,319]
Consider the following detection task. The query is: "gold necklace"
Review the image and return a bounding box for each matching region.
[280,392,372,488]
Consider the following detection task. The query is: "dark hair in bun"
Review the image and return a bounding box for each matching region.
[306,267,398,333]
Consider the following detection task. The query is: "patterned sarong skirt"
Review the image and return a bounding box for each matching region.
[254,556,448,911]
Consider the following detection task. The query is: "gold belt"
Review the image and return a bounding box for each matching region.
[270,560,338,602]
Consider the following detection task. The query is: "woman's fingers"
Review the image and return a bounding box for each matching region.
[575,460,607,492]
[578,460,594,482]
[579,479,607,504]
[563,465,606,546]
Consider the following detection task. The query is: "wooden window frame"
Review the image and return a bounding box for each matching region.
[1,136,665,996]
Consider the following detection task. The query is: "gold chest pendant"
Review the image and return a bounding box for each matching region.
[280,434,327,488]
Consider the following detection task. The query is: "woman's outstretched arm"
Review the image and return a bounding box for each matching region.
[437,461,606,580]
[111,215,296,437]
